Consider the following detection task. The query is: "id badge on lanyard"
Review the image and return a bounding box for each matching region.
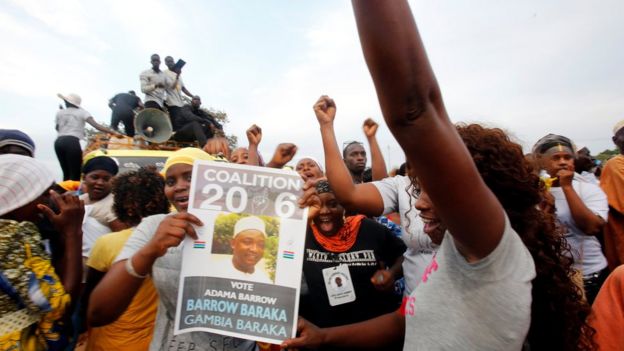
[322,264,356,306]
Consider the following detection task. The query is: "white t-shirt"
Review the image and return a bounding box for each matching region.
[550,177,608,275]
[116,214,257,351]
[82,205,112,257]
[55,107,91,139]
[372,175,437,294]
[80,193,117,257]
[404,215,535,350]
[165,70,185,107]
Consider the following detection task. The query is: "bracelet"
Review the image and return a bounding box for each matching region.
[125,256,148,279]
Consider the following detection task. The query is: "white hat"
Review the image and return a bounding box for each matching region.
[613,120,624,136]
[233,216,267,238]
[296,156,324,172]
[0,154,55,216]
[57,93,82,108]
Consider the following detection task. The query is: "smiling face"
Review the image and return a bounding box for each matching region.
[231,229,265,273]
[83,170,114,201]
[296,158,324,182]
[164,163,193,212]
[312,192,345,237]
[414,185,447,245]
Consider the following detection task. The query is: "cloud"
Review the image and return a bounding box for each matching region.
[1,0,622,180]
[223,2,404,168]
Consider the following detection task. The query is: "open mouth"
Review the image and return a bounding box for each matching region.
[174,195,189,209]
[317,216,335,233]
[420,216,441,234]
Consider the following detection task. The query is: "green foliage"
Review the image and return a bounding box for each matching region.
[203,107,237,150]
[596,148,619,163]
[212,213,279,279]
[264,236,279,281]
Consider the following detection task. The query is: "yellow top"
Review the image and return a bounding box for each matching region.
[86,229,158,351]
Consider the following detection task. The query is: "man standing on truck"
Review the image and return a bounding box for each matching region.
[109,91,143,137]
[140,54,170,111]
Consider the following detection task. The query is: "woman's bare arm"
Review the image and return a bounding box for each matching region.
[352,0,504,259]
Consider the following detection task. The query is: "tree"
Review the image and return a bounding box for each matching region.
[85,104,238,150]
[203,107,238,150]
[596,148,619,163]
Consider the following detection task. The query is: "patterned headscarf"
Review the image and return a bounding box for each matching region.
[0,155,55,216]
[315,180,333,194]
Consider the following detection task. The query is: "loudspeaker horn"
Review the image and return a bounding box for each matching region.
[134,108,173,143]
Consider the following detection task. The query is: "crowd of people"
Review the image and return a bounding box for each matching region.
[2,1,624,350]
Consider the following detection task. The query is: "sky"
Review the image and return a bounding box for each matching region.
[1,0,623,181]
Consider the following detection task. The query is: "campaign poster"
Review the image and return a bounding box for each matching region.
[175,161,308,344]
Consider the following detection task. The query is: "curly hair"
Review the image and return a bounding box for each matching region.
[112,166,170,226]
[455,124,595,350]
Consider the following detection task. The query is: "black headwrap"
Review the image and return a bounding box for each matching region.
[315,180,333,194]
[82,156,119,176]
[532,134,575,155]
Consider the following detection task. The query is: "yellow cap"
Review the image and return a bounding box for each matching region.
[161,147,216,176]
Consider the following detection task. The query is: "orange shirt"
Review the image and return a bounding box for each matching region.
[590,266,624,350]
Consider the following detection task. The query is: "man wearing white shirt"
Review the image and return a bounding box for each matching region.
[139,54,170,110]
[214,216,272,284]
[164,56,193,129]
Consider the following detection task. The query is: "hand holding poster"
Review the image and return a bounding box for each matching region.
[175,161,307,344]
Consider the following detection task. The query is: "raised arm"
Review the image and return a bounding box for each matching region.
[245,124,262,166]
[182,86,193,98]
[312,96,385,216]
[86,117,124,137]
[38,191,83,303]
[352,0,503,258]
[266,143,298,169]
[363,118,389,181]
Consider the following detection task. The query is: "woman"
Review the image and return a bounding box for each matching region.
[302,95,434,296]
[295,157,324,182]
[88,148,256,351]
[55,93,121,181]
[84,167,170,351]
[533,134,609,304]
[80,156,127,258]
[283,1,594,349]
[0,154,83,350]
[300,180,405,348]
